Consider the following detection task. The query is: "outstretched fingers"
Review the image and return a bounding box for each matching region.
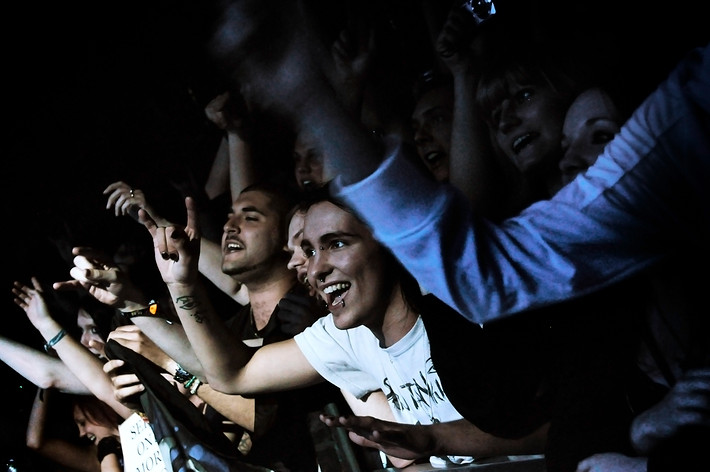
[138,207,171,259]
[184,196,201,242]
[11,281,32,308]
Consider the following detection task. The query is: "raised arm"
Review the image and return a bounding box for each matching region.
[131,196,321,394]
[212,1,710,323]
[203,91,259,200]
[198,237,249,305]
[437,4,504,213]
[103,181,173,227]
[210,0,384,185]
[53,246,204,376]
[12,278,132,419]
[0,335,88,393]
[103,181,249,306]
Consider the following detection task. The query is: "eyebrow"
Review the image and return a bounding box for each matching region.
[302,230,358,247]
[232,205,266,216]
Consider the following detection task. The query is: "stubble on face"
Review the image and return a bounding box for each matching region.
[220,190,288,284]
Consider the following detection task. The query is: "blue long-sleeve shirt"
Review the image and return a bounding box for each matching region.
[335,44,710,325]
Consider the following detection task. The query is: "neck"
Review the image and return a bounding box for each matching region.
[372,282,418,348]
[245,268,296,330]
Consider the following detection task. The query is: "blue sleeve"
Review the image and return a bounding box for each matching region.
[335,45,710,324]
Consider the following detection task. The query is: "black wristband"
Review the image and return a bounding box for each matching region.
[121,300,159,319]
[96,436,122,463]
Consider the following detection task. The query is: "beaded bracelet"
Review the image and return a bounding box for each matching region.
[43,329,66,352]
[183,375,203,395]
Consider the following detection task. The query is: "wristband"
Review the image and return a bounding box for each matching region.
[173,364,192,383]
[184,375,203,395]
[189,378,203,395]
[44,329,67,352]
[122,300,159,319]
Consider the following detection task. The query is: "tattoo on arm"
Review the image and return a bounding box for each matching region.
[175,296,205,323]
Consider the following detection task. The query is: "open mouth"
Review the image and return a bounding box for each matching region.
[300,179,316,189]
[512,132,537,154]
[424,151,444,166]
[224,237,244,253]
[323,282,351,308]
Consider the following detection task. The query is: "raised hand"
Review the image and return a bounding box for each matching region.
[204,92,232,130]
[204,91,252,135]
[52,247,149,311]
[630,367,710,454]
[436,1,487,73]
[103,181,172,227]
[12,277,55,332]
[210,0,331,125]
[137,196,201,287]
[327,14,376,116]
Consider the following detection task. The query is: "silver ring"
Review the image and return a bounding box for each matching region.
[129,189,135,198]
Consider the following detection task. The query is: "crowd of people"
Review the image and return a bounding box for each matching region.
[4,1,709,471]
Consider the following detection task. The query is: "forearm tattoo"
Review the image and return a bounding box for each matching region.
[175,295,205,323]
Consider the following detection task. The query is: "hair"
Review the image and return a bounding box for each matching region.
[74,293,117,341]
[72,394,122,429]
[473,21,593,129]
[412,69,454,105]
[298,182,424,312]
[240,180,300,241]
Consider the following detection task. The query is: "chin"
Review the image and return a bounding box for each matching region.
[331,314,355,331]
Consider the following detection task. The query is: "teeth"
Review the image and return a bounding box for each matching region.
[513,133,534,153]
[323,282,350,294]
[227,242,243,250]
[425,152,440,163]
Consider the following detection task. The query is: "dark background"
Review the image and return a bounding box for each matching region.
[3,0,708,469]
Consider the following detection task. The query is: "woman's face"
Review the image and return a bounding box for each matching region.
[73,405,116,446]
[77,308,105,358]
[558,87,622,187]
[411,86,454,183]
[293,132,325,190]
[488,80,569,177]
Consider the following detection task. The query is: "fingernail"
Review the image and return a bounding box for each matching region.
[169,253,178,262]
[161,252,169,260]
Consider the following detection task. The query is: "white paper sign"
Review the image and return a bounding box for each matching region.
[119,412,171,472]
